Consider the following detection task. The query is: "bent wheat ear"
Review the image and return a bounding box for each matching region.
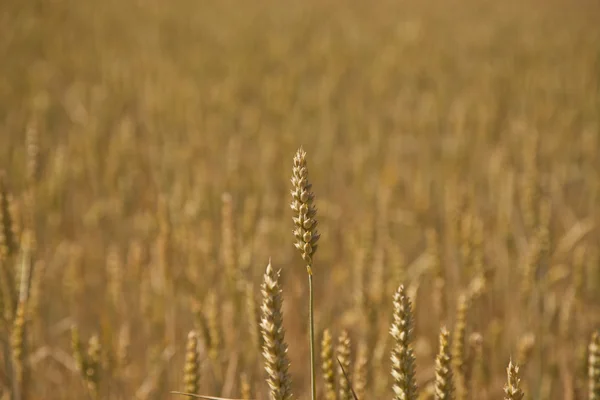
[260,260,292,400]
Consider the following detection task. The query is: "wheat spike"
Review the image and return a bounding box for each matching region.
[390,284,418,400]
[290,147,320,272]
[504,359,524,400]
[589,331,600,400]
[86,335,102,399]
[183,331,200,396]
[321,329,337,400]
[452,293,469,400]
[260,259,293,400]
[434,327,454,400]
[337,329,353,400]
[353,340,369,400]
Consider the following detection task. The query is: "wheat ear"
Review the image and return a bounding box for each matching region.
[290,147,320,400]
[504,359,524,400]
[321,328,336,400]
[589,331,600,400]
[390,284,418,400]
[434,327,454,400]
[260,259,292,400]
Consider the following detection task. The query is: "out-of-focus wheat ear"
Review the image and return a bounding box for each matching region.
[106,245,124,313]
[503,359,524,400]
[388,240,407,301]
[240,372,252,400]
[427,229,446,321]
[516,333,535,368]
[156,195,172,289]
[466,333,483,398]
[443,182,463,249]
[470,216,484,280]
[192,300,212,358]
[116,323,131,374]
[536,198,552,266]
[519,130,540,234]
[259,259,292,400]
[353,340,368,400]
[369,244,385,308]
[434,327,454,400]
[459,212,474,280]
[390,284,418,400]
[23,119,39,234]
[25,119,40,186]
[337,330,353,400]
[221,193,239,296]
[10,300,27,400]
[18,231,34,305]
[520,237,540,302]
[183,331,200,396]
[0,172,17,259]
[572,244,586,301]
[26,259,44,327]
[587,246,599,294]
[353,244,368,318]
[126,239,146,281]
[205,291,222,364]
[452,293,469,400]
[71,324,86,375]
[588,331,600,400]
[321,329,336,400]
[86,334,102,399]
[241,194,260,239]
[0,173,17,321]
[245,283,263,359]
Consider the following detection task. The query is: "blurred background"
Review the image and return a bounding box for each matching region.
[0,0,599,399]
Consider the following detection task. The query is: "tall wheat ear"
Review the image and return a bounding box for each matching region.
[290,146,320,400]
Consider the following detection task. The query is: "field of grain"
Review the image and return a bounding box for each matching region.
[1,0,600,399]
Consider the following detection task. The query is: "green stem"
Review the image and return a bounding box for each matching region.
[308,270,316,400]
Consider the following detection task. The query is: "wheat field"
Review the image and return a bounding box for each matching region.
[1,0,600,399]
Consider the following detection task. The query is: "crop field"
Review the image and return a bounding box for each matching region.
[1,0,600,399]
